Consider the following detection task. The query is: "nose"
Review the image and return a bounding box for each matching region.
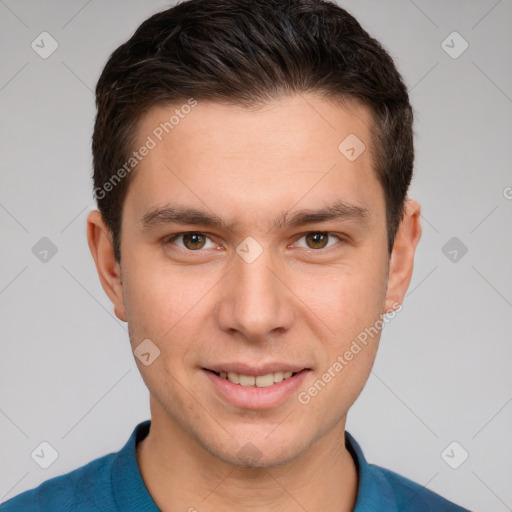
[215,245,295,343]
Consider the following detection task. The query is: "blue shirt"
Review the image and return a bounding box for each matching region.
[1,420,471,511]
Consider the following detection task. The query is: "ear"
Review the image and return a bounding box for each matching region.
[86,210,127,322]
[384,199,422,313]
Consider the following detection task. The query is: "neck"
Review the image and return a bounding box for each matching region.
[136,406,358,512]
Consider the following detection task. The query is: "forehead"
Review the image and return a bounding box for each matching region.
[124,94,384,230]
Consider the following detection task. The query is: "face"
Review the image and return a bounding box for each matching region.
[88,94,419,468]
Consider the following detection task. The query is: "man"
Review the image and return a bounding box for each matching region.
[1,0,471,510]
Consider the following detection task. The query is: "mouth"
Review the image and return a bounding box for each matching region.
[204,369,300,388]
[202,366,311,409]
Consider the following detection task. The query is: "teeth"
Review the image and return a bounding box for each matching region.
[217,370,298,387]
[238,374,255,386]
[255,374,274,387]
[227,371,239,384]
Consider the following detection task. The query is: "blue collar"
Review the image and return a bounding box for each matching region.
[112,420,159,511]
[345,431,398,511]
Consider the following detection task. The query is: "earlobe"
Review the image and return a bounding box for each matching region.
[86,210,127,322]
[384,199,422,313]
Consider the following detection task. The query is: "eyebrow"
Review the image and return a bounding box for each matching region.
[140,199,369,232]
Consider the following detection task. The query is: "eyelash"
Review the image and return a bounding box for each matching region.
[163,231,345,253]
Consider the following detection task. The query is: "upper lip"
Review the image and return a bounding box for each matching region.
[203,363,310,376]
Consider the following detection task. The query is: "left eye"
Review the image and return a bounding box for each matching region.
[293,232,342,250]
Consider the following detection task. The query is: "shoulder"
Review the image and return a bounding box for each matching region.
[1,421,153,512]
[370,464,472,512]
[0,452,117,512]
[345,431,472,512]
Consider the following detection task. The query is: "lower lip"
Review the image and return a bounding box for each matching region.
[202,368,310,410]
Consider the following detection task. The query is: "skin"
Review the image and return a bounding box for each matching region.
[87,93,422,512]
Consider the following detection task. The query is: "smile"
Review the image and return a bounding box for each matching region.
[202,367,311,409]
[209,370,298,387]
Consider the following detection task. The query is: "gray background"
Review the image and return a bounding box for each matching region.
[0,1,511,511]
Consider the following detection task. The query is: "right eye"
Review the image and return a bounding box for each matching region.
[164,232,219,252]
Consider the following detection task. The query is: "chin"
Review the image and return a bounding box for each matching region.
[202,430,309,468]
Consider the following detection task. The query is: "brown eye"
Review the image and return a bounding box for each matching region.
[182,232,206,250]
[305,232,329,249]
[292,232,342,251]
[166,232,214,251]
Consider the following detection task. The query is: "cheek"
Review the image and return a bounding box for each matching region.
[295,255,387,339]
[296,255,387,406]
[121,253,218,376]
[122,253,196,332]
[123,273,167,337]
[295,270,385,425]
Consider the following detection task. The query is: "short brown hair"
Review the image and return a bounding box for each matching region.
[93,0,414,262]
